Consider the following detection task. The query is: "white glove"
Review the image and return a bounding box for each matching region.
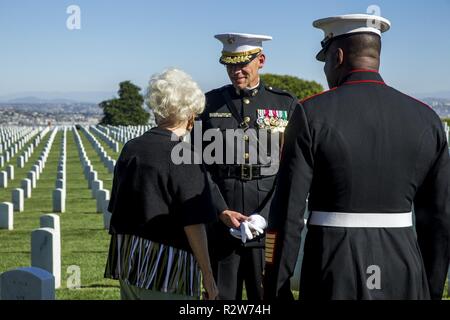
[229,214,267,244]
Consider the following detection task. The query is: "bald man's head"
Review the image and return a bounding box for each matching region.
[324,33,382,88]
[335,33,381,67]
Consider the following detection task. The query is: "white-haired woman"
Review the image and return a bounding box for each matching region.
[104,68,219,300]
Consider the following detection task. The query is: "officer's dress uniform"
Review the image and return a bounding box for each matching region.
[202,82,297,300]
[265,69,450,300]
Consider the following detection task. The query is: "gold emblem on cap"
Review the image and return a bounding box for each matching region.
[220,48,261,65]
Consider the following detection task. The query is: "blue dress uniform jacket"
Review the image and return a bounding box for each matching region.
[202,82,297,300]
[264,70,450,300]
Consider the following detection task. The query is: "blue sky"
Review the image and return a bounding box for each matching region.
[0,0,449,101]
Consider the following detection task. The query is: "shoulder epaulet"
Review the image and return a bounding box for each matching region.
[264,85,296,100]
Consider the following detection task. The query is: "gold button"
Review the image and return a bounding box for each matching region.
[244,153,249,160]
[244,116,251,123]
[243,98,250,105]
[244,135,249,141]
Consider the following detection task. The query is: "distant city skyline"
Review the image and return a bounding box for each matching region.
[0,0,449,101]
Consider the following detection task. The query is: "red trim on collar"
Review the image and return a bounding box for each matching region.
[348,69,379,74]
[300,87,338,104]
[342,80,386,86]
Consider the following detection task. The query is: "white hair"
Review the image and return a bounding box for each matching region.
[146,68,205,123]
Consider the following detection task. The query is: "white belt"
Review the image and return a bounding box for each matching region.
[308,211,413,228]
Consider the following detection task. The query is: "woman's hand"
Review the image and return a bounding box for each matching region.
[202,273,219,300]
[219,210,248,228]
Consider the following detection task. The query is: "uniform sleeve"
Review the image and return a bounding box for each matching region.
[264,102,314,299]
[414,125,450,300]
[169,152,217,227]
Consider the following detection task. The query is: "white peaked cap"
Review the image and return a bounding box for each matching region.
[214,33,272,65]
[313,14,391,61]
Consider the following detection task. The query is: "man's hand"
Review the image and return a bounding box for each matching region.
[219,210,248,228]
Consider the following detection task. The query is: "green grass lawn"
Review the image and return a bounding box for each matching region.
[0,129,120,300]
[0,128,448,300]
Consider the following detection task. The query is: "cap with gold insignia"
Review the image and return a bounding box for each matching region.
[313,14,391,62]
[214,33,272,65]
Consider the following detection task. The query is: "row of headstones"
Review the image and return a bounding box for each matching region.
[0,129,58,221]
[0,128,47,188]
[90,125,120,153]
[53,127,68,213]
[0,127,40,168]
[80,126,116,174]
[0,125,30,139]
[0,126,31,155]
[107,124,153,144]
[2,126,49,169]
[73,129,111,229]
[0,213,61,299]
[0,126,35,154]
[15,128,47,169]
[0,165,15,188]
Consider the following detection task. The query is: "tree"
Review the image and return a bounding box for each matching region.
[99,81,149,126]
[260,74,324,101]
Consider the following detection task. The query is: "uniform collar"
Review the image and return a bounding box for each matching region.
[235,81,264,98]
[339,69,385,86]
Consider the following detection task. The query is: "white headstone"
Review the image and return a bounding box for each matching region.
[91,180,103,198]
[56,171,65,180]
[55,179,65,190]
[88,171,97,189]
[0,155,4,167]
[52,189,65,213]
[0,171,7,188]
[17,155,25,168]
[31,228,61,289]
[103,200,112,230]
[40,214,60,246]
[37,160,44,173]
[96,189,110,213]
[6,165,14,180]
[27,171,37,188]
[0,202,13,230]
[39,213,61,234]
[32,165,40,180]
[0,267,55,300]
[21,179,32,198]
[108,160,116,174]
[84,165,93,178]
[12,188,24,212]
